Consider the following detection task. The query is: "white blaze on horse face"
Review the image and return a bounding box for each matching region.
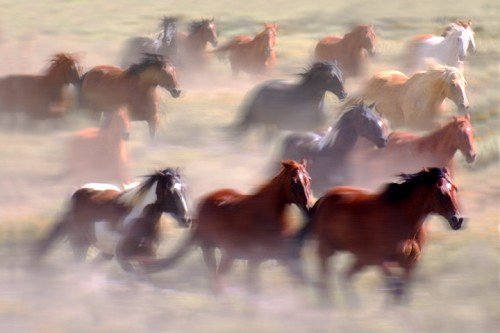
[172,181,188,214]
[81,183,121,192]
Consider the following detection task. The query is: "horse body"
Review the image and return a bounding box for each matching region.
[308,168,463,303]
[66,109,130,187]
[278,103,387,196]
[177,19,218,72]
[0,53,80,124]
[351,65,468,130]
[214,24,277,75]
[33,169,191,270]
[139,161,313,294]
[315,25,376,78]
[80,55,181,138]
[236,62,346,134]
[350,115,476,189]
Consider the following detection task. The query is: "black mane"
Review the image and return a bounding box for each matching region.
[160,16,178,29]
[381,168,447,203]
[125,54,165,75]
[299,61,344,84]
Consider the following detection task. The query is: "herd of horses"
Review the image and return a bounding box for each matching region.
[0,16,480,306]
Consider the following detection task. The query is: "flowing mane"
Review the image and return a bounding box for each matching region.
[44,53,78,76]
[160,16,178,29]
[118,170,164,205]
[124,54,165,75]
[411,65,466,95]
[319,103,364,147]
[299,61,344,85]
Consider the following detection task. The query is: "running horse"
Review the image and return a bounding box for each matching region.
[314,25,376,78]
[404,20,476,73]
[177,18,218,72]
[235,62,346,136]
[350,115,477,189]
[301,168,464,304]
[80,54,181,139]
[33,168,191,269]
[213,23,277,76]
[66,108,131,188]
[137,160,313,295]
[345,64,468,130]
[277,102,387,196]
[0,53,81,126]
[120,16,180,68]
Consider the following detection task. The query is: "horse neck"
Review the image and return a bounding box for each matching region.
[185,30,208,51]
[43,67,67,92]
[396,186,434,233]
[338,32,364,56]
[253,175,291,217]
[417,123,459,162]
[296,79,328,103]
[325,122,358,154]
[408,73,447,110]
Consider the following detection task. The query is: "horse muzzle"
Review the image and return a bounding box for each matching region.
[377,137,388,148]
[458,102,469,113]
[368,49,376,57]
[337,91,347,101]
[170,88,181,98]
[211,40,218,47]
[448,215,465,230]
[466,152,477,163]
[177,217,192,228]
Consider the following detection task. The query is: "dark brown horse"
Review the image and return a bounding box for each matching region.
[80,54,180,138]
[213,23,277,76]
[32,169,191,270]
[302,168,464,304]
[315,25,376,78]
[0,53,81,125]
[177,18,218,72]
[137,160,313,295]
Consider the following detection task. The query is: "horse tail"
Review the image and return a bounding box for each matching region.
[31,208,72,262]
[138,230,198,274]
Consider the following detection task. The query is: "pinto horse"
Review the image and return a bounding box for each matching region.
[235,62,346,136]
[120,16,180,69]
[303,168,464,304]
[314,25,376,78]
[404,21,476,73]
[350,115,476,189]
[66,108,131,188]
[177,18,218,72]
[213,23,277,76]
[80,54,181,139]
[0,53,80,125]
[277,102,387,196]
[346,64,468,130]
[33,169,191,269]
[137,160,313,295]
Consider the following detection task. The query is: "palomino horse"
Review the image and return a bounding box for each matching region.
[278,102,387,196]
[0,53,80,126]
[349,115,476,189]
[302,168,464,304]
[177,18,218,72]
[138,160,313,295]
[80,54,181,139]
[314,25,376,78]
[347,65,468,130]
[120,16,180,68]
[235,62,346,136]
[213,23,277,76]
[404,21,476,73]
[33,169,191,269]
[66,108,131,188]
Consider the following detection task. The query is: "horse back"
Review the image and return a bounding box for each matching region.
[314,35,343,60]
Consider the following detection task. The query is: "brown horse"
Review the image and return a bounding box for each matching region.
[350,115,476,189]
[138,160,313,295]
[66,108,131,188]
[304,168,464,304]
[177,18,218,72]
[213,23,277,76]
[33,169,191,269]
[0,53,80,125]
[314,25,376,78]
[80,54,180,138]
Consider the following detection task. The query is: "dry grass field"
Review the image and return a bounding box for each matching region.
[0,1,499,332]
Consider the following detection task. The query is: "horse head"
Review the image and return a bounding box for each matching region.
[347,102,388,148]
[357,24,377,57]
[190,18,218,47]
[159,16,179,46]
[441,66,469,112]
[47,53,81,85]
[452,114,477,163]
[260,23,277,57]
[155,168,191,227]
[280,160,313,210]
[302,61,347,101]
[130,54,181,97]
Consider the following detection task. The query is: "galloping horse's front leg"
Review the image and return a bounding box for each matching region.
[201,243,221,295]
[147,114,159,140]
[317,241,335,306]
[341,259,365,307]
[380,261,406,305]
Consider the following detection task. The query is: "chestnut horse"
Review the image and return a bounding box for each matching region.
[213,23,277,76]
[66,108,131,188]
[346,64,468,130]
[33,168,191,269]
[177,18,218,72]
[137,160,313,295]
[404,21,476,73]
[0,53,80,126]
[315,25,376,78]
[80,54,181,138]
[350,115,476,189]
[303,168,464,304]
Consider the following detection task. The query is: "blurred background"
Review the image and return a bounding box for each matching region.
[0,1,498,332]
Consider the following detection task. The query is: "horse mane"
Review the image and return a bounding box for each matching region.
[442,20,472,36]
[411,65,466,95]
[380,168,447,203]
[189,19,211,34]
[118,168,178,205]
[299,61,344,84]
[125,54,165,75]
[160,16,178,29]
[45,53,77,75]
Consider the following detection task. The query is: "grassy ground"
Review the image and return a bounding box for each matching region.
[0,1,499,332]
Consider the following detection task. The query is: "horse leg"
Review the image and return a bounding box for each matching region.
[91,252,114,266]
[147,116,159,140]
[341,259,365,307]
[201,243,221,295]
[380,261,405,305]
[69,234,90,263]
[317,242,335,306]
[216,252,234,294]
[246,259,261,296]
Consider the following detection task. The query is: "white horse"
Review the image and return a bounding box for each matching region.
[405,23,476,73]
